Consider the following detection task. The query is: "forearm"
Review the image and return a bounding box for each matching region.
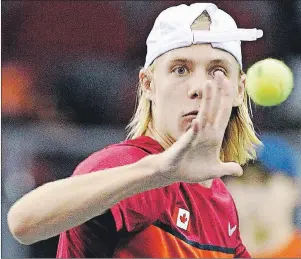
[7,154,167,245]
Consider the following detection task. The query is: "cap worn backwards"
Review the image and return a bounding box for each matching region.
[144,3,263,69]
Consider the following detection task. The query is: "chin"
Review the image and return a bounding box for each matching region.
[175,128,188,140]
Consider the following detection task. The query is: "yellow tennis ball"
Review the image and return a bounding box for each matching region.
[246,58,293,106]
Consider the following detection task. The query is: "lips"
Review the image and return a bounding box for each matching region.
[183,110,198,117]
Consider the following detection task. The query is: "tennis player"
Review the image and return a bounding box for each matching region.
[8,3,263,258]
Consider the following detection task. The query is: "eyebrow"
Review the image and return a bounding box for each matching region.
[208,59,232,68]
[168,58,193,66]
[168,57,232,68]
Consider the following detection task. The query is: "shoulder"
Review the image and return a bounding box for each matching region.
[73,136,163,176]
[214,178,233,195]
[212,178,238,211]
[212,178,232,199]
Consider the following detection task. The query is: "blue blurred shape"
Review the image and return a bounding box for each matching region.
[257,133,299,178]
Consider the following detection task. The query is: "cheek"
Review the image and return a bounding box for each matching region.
[153,80,189,134]
[230,77,239,93]
[153,85,178,122]
[155,79,187,111]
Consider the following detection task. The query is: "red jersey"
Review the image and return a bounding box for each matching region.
[57,136,250,258]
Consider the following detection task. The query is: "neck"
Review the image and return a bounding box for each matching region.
[145,123,174,150]
[144,122,213,188]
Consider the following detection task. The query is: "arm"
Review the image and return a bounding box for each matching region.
[7,153,165,245]
[8,71,243,246]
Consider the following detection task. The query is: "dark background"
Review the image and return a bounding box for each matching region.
[2,1,301,257]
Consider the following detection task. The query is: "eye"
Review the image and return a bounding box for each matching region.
[173,66,189,75]
[211,67,227,76]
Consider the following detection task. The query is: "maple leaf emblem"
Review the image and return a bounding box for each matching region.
[180,213,187,224]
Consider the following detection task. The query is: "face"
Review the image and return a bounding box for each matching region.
[141,44,245,141]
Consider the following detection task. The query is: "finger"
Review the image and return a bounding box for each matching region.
[207,71,225,127]
[220,162,243,177]
[214,78,234,131]
[170,122,199,158]
[196,81,212,129]
[191,118,200,134]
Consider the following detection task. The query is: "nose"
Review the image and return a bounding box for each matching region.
[188,88,202,99]
[187,71,208,99]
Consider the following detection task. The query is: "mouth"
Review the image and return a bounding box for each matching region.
[183,110,198,117]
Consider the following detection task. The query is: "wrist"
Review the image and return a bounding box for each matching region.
[139,154,176,189]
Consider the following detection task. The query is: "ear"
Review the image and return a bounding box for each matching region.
[233,72,246,107]
[139,69,155,102]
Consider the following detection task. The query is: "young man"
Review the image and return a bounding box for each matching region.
[225,133,301,258]
[7,3,263,258]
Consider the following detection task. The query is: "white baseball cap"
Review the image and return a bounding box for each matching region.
[144,3,263,69]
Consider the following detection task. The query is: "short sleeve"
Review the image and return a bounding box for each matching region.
[73,144,179,233]
[57,210,117,258]
[57,144,179,258]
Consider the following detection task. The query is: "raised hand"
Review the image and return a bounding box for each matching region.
[156,71,243,183]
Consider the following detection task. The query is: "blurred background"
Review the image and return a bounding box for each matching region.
[2,1,301,258]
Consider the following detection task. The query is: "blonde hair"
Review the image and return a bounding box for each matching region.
[126,11,261,165]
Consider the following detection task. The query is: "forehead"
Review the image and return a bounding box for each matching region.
[156,44,238,68]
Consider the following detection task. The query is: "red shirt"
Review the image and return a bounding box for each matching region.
[57,136,250,258]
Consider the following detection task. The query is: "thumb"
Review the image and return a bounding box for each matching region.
[221,162,243,177]
[169,125,198,158]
